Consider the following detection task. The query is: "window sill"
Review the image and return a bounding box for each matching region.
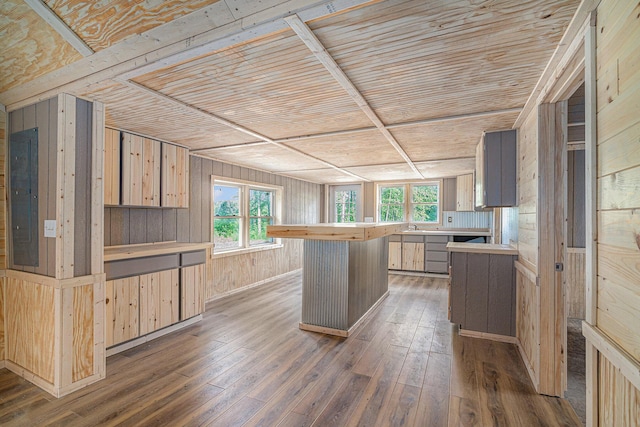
[212,243,284,259]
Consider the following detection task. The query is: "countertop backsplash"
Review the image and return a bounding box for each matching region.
[438,210,492,229]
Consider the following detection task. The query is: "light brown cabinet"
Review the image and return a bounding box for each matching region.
[161,143,190,208]
[181,264,205,320]
[139,269,180,335]
[388,240,402,269]
[104,128,121,205]
[121,133,161,206]
[105,276,139,347]
[456,173,474,211]
[402,239,425,271]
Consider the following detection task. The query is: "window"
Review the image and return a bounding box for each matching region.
[378,182,440,224]
[379,185,405,222]
[213,178,280,253]
[330,184,362,223]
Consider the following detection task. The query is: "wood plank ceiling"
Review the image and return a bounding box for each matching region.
[0,0,581,184]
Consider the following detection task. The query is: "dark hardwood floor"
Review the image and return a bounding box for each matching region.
[0,272,581,426]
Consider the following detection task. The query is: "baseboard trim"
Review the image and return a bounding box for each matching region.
[206,269,302,304]
[459,329,518,344]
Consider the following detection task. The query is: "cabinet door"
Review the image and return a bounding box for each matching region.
[456,173,474,211]
[161,144,190,208]
[388,241,402,269]
[104,128,120,205]
[139,269,179,335]
[442,178,457,211]
[105,276,139,347]
[402,242,425,271]
[181,264,205,320]
[121,133,160,206]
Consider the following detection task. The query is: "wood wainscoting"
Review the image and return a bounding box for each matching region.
[3,270,105,397]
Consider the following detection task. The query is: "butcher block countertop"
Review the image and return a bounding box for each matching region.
[446,242,518,255]
[267,222,407,241]
[104,241,213,262]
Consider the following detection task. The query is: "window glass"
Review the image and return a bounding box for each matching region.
[379,186,405,222]
[334,189,357,223]
[249,189,273,246]
[411,184,439,223]
[213,185,242,250]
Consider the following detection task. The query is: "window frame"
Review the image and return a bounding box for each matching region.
[376,180,442,224]
[212,176,282,255]
[329,184,363,223]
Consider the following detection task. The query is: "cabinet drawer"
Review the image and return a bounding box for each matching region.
[426,242,448,252]
[426,261,449,273]
[389,234,402,242]
[106,253,180,280]
[425,235,450,243]
[181,250,206,267]
[402,235,425,243]
[426,251,448,262]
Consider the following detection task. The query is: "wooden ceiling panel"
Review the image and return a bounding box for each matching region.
[415,158,476,179]
[309,0,580,124]
[80,81,256,149]
[282,130,405,167]
[279,168,360,184]
[198,144,331,173]
[392,111,520,162]
[344,163,420,182]
[0,0,83,93]
[133,30,372,140]
[44,0,223,51]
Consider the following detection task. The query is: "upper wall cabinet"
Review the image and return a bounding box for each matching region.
[104,128,121,206]
[456,173,474,211]
[106,129,190,208]
[122,133,161,207]
[161,143,190,208]
[475,129,517,208]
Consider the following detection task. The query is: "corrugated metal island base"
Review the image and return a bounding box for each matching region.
[267,222,407,337]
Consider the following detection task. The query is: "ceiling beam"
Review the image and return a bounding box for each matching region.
[23,0,94,57]
[116,78,370,182]
[284,14,424,180]
[3,0,377,110]
[192,108,521,152]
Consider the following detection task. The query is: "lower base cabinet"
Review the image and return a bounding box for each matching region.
[106,277,139,348]
[181,264,205,320]
[140,269,180,335]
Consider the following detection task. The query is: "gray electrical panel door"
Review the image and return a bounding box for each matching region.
[10,127,39,266]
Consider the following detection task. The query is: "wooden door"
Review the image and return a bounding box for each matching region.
[105,277,139,347]
[121,133,160,206]
[181,264,205,320]
[161,144,189,207]
[402,242,425,271]
[139,269,179,335]
[388,241,402,269]
[104,128,121,205]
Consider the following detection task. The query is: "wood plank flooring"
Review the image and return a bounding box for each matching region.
[0,273,581,426]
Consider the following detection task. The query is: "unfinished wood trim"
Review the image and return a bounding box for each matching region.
[284,14,423,179]
[23,0,94,57]
[116,79,368,182]
[91,102,105,274]
[4,360,57,395]
[60,287,73,386]
[4,269,104,289]
[514,0,601,128]
[3,0,376,110]
[459,329,519,344]
[55,94,76,279]
[583,322,640,392]
[584,13,598,427]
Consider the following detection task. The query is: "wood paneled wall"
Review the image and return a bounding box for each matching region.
[106,155,322,300]
[593,0,640,421]
[8,98,58,276]
[517,109,539,272]
[566,248,585,319]
[515,261,540,390]
[1,109,6,362]
[7,98,93,277]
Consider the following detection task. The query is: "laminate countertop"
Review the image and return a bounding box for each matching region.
[400,228,491,236]
[104,241,213,262]
[446,242,518,255]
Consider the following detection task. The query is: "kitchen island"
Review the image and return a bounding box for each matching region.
[267,222,406,336]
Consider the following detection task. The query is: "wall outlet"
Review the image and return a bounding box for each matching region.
[447,216,453,223]
[364,217,374,223]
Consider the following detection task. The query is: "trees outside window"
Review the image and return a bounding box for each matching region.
[378,182,440,224]
[213,179,280,253]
